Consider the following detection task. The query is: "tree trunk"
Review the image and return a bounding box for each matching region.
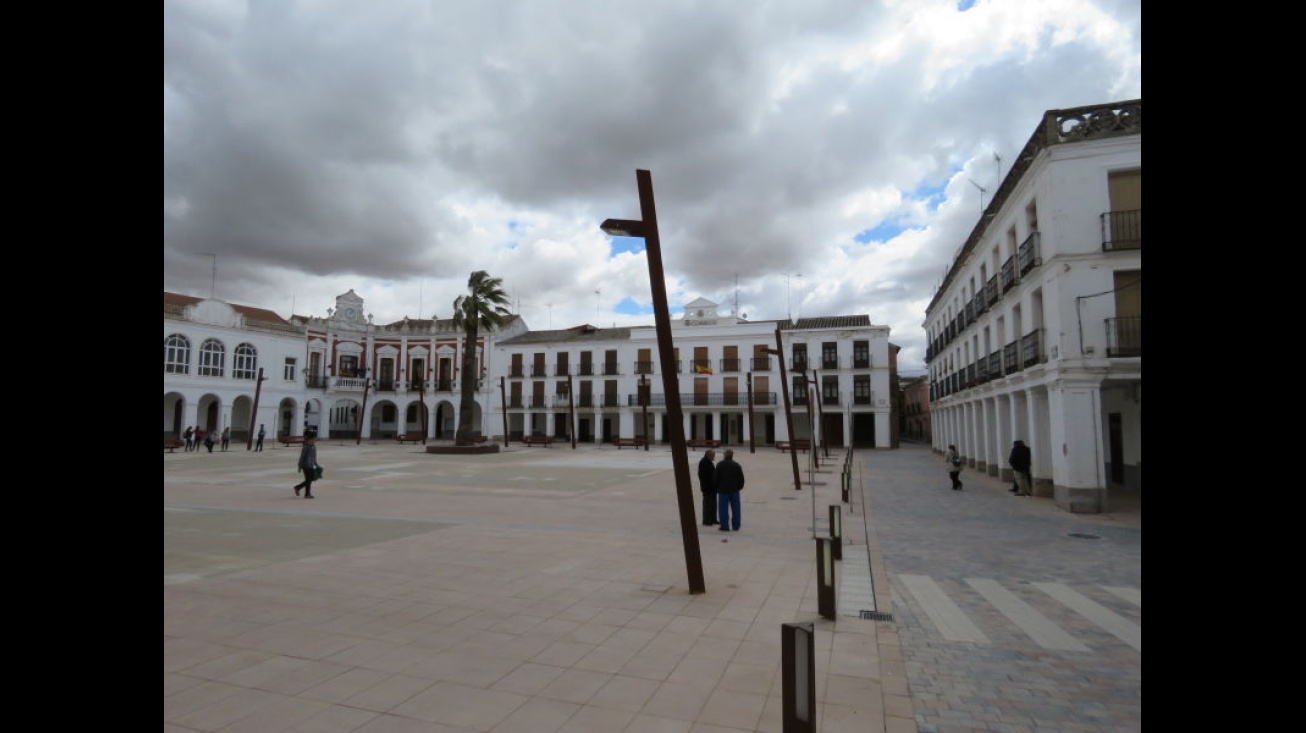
[455,329,478,445]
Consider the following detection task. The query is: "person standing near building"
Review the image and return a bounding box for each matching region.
[293,432,319,498]
[255,424,266,452]
[183,425,195,452]
[1008,440,1032,497]
[715,449,745,532]
[698,449,718,526]
[202,428,215,453]
[946,444,963,490]
[220,426,231,451]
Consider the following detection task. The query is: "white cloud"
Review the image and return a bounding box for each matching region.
[164,0,1142,375]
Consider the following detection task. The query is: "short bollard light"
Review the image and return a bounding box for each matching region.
[782,621,816,733]
[829,505,842,561]
[817,536,835,620]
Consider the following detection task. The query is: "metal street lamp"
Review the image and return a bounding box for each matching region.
[767,329,803,491]
[601,169,705,595]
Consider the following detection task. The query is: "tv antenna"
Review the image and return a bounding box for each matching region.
[968,179,987,215]
[785,272,801,321]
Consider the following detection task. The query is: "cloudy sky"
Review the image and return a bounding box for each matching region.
[163,0,1141,375]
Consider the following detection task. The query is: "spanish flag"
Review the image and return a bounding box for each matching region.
[694,363,714,375]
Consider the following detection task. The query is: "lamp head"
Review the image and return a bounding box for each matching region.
[600,218,646,237]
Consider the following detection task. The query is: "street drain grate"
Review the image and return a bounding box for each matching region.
[1068,532,1101,540]
[859,610,893,621]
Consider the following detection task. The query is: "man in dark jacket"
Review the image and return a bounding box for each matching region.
[1008,440,1032,497]
[714,449,746,532]
[698,450,718,526]
[293,432,320,499]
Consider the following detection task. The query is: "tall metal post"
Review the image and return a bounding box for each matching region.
[640,373,650,451]
[246,368,266,450]
[809,369,821,470]
[356,378,371,445]
[746,372,755,454]
[500,376,509,447]
[772,327,802,491]
[602,169,705,594]
[568,373,577,449]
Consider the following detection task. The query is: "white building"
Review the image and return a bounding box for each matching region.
[493,297,895,448]
[924,99,1141,513]
[165,291,897,449]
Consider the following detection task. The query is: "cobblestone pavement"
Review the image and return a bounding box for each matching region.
[858,443,1141,733]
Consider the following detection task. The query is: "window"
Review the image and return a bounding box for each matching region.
[792,343,807,369]
[339,354,359,377]
[822,342,838,369]
[853,341,869,368]
[283,357,297,381]
[199,339,225,377]
[233,344,258,380]
[164,334,190,374]
[854,375,871,404]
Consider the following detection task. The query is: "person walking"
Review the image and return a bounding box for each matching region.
[1008,439,1032,496]
[698,449,718,526]
[220,426,231,451]
[255,424,266,452]
[715,449,745,532]
[945,444,963,490]
[202,428,215,453]
[292,432,319,498]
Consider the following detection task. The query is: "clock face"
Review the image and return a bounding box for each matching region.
[343,307,356,319]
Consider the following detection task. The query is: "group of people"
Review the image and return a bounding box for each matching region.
[178,424,271,452]
[180,425,227,452]
[697,448,746,532]
[944,440,1033,496]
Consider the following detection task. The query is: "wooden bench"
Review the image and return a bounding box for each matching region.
[279,435,306,447]
[775,439,811,453]
[164,438,185,453]
[521,434,555,447]
[394,434,424,444]
[686,438,720,451]
[613,437,647,449]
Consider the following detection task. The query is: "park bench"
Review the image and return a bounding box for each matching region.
[394,434,424,444]
[164,438,185,453]
[774,439,810,453]
[613,436,647,449]
[521,434,555,447]
[686,438,720,451]
[279,435,306,447]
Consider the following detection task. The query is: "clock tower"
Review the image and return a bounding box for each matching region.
[333,289,366,324]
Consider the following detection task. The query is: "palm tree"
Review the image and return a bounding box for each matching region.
[451,270,511,445]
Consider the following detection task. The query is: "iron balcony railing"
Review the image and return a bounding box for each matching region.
[750,357,772,371]
[1106,316,1141,357]
[627,392,778,407]
[1102,209,1141,251]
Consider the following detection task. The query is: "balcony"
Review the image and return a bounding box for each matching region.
[853,392,871,405]
[1018,231,1041,275]
[627,392,779,407]
[720,358,741,373]
[436,379,453,392]
[554,365,570,376]
[1102,209,1141,251]
[1001,257,1017,292]
[750,357,771,371]
[689,359,713,375]
[852,356,870,369]
[577,364,594,376]
[1106,316,1141,357]
[634,361,654,375]
[377,379,397,392]
[306,374,328,389]
[822,393,840,406]
[821,358,838,370]
[509,367,525,378]
[792,358,808,371]
[603,364,620,376]
[530,366,549,377]
[984,276,999,307]
[508,397,524,408]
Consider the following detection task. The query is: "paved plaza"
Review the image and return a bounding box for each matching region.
[165,438,1140,732]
